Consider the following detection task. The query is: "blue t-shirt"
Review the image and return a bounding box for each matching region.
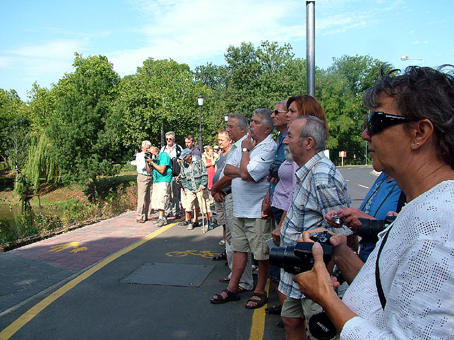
[153,152,173,183]
[359,172,403,261]
[269,132,287,199]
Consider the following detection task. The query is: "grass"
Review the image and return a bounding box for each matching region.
[0,169,138,251]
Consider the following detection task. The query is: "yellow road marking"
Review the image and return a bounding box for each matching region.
[249,279,270,340]
[0,223,174,340]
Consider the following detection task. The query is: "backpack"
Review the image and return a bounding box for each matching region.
[165,144,182,177]
[171,157,181,177]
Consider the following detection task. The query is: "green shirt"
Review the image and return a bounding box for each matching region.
[153,152,173,183]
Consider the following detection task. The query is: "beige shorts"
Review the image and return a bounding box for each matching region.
[152,181,171,210]
[181,188,199,210]
[231,217,271,260]
[183,189,210,213]
[214,200,225,225]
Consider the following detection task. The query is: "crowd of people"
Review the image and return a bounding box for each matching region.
[135,65,454,339]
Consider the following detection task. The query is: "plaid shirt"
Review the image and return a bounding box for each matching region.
[279,151,351,299]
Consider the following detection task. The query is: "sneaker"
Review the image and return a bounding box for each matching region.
[178,220,188,227]
[155,218,167,228]
[192,222,199,228]
[187,223,194,230]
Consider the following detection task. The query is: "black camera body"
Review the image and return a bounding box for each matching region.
[268,162,280,180]
[144,152,157,161]
[357,216,396,243]
[269,231,334,275]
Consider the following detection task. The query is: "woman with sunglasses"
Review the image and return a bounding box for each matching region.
[293,65,454,339]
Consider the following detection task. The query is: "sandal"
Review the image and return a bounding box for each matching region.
[265,304,282,315]
[245,292,268,309]
[210,289,240,304]
[212,251,227,261]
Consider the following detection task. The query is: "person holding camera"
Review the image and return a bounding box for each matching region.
[135,140,153,223]
[294,65,454,339]
[325,172,405,263]
[279,116,351,340]
[149,146,173,228]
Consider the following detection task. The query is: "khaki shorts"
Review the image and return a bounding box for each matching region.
[181,188,199,210]
[214,200,225,225]
[152,181,171,210]
[183,189,210,213]
[231,217,271,260]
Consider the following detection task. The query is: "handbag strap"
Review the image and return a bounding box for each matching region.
[375,225,392,310]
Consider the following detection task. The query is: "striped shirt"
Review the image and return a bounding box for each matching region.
[279,151,351,299]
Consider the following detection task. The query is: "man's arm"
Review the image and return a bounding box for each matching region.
[224,164,241,178]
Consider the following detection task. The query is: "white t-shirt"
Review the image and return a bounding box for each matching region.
[341,180,454,339]
[227,134,277,218]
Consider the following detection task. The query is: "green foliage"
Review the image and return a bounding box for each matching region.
[1,44,388,171]
[46,53,122,197]
[114,58,211,150]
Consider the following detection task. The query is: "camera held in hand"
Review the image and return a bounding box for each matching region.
[269,231,334,275]
[357,216,396,243]
[268,162,280,180]
[144,152,157,161]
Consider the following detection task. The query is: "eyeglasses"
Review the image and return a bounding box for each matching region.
[367,111,415,136]
[226,124,237,130]
[272,110,287,115]
[166,138,174,141]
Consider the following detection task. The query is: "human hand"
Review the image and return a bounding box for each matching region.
[213,192,225,202]
[198,186,204,192]
[293,243,339,306]
[272,226,281,246]
[326,208,375,229]
[261,195,272,218]
[241,132,256,150]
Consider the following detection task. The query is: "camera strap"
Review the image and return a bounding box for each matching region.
[375,224,393,310]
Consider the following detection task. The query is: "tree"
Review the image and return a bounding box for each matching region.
[318,55,385,164]
[46,53,121,199]
[115,58,211,152]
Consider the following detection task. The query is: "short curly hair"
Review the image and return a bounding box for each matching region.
[363,64,454,168]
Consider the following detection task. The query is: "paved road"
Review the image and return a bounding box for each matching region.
[0,166,377,340]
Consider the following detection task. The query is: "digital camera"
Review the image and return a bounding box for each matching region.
[269,231,334,274]
[357,216,396,243]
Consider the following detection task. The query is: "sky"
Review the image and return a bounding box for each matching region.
[1,0,453,101]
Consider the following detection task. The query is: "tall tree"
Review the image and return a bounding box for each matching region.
[115,58,210,151]
[46,53,121,199]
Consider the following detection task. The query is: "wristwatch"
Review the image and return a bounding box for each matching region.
[242,147,250,152]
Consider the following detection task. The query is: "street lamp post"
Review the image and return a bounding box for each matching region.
[401,56,425,66]
[197,94,204,151]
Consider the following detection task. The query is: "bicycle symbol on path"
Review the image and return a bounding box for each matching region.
[166,249,218,259]
[49,242,88,253]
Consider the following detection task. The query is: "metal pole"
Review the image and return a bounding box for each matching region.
[306,1,315,96]
[198,106,203,151]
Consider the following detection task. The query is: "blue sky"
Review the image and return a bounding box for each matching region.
[1,0,453,101]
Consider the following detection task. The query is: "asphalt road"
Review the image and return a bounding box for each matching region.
[0,165,377,340]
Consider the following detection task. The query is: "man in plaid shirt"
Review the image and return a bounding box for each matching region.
[279,116,351,340]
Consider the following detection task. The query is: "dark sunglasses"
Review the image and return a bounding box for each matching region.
[166,138,174,141]
[367,111,415,136]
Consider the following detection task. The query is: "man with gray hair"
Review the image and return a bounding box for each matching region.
[161,131,183,218]
[211,109,277,309]
[135,140,153,223]
[279,115,351,340]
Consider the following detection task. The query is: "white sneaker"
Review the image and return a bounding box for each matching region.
[187,223,194,230]
[155,218,167,228]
